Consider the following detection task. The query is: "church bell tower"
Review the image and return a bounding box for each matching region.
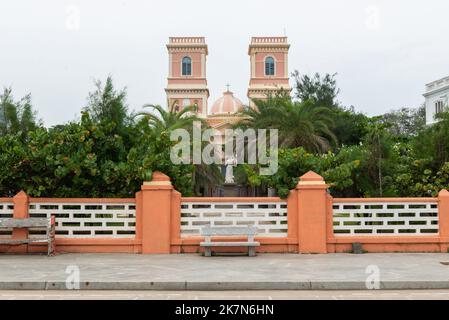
[165,37,209,118]
[247,37,291,107]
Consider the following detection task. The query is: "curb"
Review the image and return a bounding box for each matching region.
[1,280,449,290]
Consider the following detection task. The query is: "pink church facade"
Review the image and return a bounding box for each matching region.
[165,36,292,133]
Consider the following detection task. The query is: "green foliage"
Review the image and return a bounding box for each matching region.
[413,111,449,168]
[1,72,449,200]
[0,87,40,139]
[0,80,198,197]
[291,70,369,147]
[84,76,129,129]
[331,106,369,147]
[241,127,449,199]
[240,94,337,153]
[137,103,222,195]
[292,70,339,107]
[0,111,196,197]
[241,147,362,198]
[381,105,426,139]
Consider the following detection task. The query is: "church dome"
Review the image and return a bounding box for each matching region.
[210,90,244,115]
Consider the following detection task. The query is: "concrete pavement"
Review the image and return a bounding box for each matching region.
[0,253,449,290]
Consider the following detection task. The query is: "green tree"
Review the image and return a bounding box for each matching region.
[291,70,339,107]
[381,105,426,140]
[240,147,362,198]
[362,119,395,196]
[240,94,336,153]
[418,111,449,167]
[139,104,201,134]
[291,70,369,147]
[138,104,222,195]
[0,87,39,139]
[84,76,130,132]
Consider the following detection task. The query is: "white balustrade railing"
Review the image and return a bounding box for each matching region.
[333,200,439,236]
[169,37,205,44]
[28,201,136,238]
[180,199,288,237]
[0,201,14,238]
[251,37,287,44]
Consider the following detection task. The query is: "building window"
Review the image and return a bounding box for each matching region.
[182,56,192,76]
[435,100,444,114]
[172,100,179,112]
[265,56,275,76]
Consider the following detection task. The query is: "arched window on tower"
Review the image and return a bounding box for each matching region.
[182,56,192,76]
[172,100,180,112]
[265,56,275,76]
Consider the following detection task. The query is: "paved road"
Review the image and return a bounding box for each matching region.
[2,290,449,300]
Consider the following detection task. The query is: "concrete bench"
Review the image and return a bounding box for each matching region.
[200,226,260,257]
[0,217,56,256]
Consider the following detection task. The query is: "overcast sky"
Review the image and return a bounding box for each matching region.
[1,0,448,126]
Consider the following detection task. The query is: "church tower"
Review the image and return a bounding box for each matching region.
[247,37,291,107]
[165,37,209,118]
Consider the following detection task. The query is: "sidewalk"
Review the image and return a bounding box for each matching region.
[0,253,448,290]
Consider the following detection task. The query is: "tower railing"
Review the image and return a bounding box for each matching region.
[250,37,288,44]
[169,37,206,44]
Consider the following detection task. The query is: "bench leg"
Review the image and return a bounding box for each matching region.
[248,247,256,257]
[48,217,56,257]
[204,247,212,257]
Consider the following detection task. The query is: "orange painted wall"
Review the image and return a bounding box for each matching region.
[1,171,449,255]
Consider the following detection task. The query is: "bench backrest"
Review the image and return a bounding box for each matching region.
[0,218,51,228]
[202,226,258,236]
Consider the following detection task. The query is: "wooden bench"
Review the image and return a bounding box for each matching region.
[200,226,260,257]
[0,217,56,256]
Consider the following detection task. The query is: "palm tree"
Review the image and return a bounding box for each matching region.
[238,95,337,153]
[138,104,222,195]
[139,104,201,134]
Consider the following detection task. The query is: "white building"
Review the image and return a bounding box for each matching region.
[424,76,449,125]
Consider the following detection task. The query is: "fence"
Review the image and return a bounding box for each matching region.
[0,200,14,238]
[28,200,136,238]
[1,171,449,254]
[332,200,439,236]
[180,198,288,237]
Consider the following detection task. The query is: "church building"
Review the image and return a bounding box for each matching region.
[165,36,291,137]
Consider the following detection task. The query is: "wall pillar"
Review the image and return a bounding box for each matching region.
[11,191,29,253]
[438,189,449,252]
[286,188,299,252]
[296,171,329,253]
[139,172,176,254]
[170,190,181,253]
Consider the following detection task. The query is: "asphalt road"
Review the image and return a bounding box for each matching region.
[2,290,449,300]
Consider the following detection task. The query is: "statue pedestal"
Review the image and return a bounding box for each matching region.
[223,183,238,197]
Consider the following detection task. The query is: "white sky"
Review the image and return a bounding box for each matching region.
[1,0,448,126]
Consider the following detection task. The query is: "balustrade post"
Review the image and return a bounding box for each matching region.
[296,171,330,253]
[139,172,177,254]
[11,191,29,253]
[438,189,449,252]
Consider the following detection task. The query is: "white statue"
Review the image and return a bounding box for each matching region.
[224,155,237,184]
